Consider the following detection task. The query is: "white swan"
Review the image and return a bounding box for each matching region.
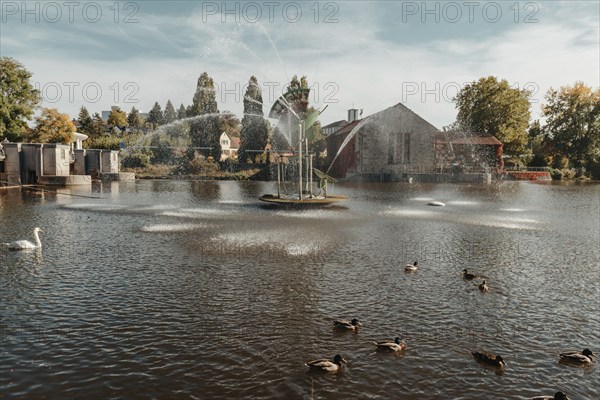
[5,227,43,250]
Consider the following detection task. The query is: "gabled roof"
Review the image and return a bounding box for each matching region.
[435,132,502,146]
[322,120,349,130]
[327,119,362,138]
[230,137,240,149]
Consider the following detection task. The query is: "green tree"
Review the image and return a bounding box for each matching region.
[77,106,93,135]
[454,76,531,155]
[189,72,220,160]
[178,103,187,120]
[163,99,177,125]
[89,112,107,137]
[26,108,75,144]
[127,106,142,133]
[239,76,268,163]
[147,102,163,130]
[219,111,240,137]
[542,82,600,174]
[0,57,41,141]
[107,107,128,127]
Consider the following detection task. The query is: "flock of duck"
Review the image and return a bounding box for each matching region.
[304,261,596,400]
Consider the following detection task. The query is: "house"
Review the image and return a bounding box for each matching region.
[322,120,349,136]
[220,132,240,161]
[326,103,503,181]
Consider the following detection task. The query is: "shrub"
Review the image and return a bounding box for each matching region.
[122,151,150,168]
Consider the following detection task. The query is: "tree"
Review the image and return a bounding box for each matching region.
[542,82,600,174]
[163,100,177,125]
[147,102,163,130]
[127,106,142,133]
[107,107,128,128]
[238,76,268,163]
[0,57,41,141]
[78,106,93,135]
[454,76,531,155]
[178,103,187,120]
[26,108,75,144]
[89,112,107,137]
[219,111,241,137]
[189,72,220,160]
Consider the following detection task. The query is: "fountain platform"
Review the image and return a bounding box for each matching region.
[259,193,347,206]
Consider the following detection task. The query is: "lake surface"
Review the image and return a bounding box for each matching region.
[1,180,599,399]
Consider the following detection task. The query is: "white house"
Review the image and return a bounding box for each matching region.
[220,132,240,161]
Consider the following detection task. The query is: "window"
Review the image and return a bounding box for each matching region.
[61,149,66,159]
[404,133,411,162]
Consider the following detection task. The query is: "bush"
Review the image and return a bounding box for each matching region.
[178,157,219,175]
[122,151,150,168]
[86,135,122,150]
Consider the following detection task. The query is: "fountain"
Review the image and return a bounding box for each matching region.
[259,88,347,206]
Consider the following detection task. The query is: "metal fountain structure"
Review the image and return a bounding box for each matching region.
[259,88,347,206]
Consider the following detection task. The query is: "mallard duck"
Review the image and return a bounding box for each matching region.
[531,392,570,400]
[5,227,43,250]
[471,350,506,367]
[559,349,595,364]
[373,336,406,352]
[333,318,362,331]
[462,269,476,280]
[305,354,347,372]
[478,280,489,292]
[405,261,418,272]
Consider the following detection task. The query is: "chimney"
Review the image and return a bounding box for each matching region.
[348,108,359,122]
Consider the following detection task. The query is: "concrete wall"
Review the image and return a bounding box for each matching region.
[73,149,86,175]
[3,143,22,185]
[42,144,70,176]
[101,150,119,173]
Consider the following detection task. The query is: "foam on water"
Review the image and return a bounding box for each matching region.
[410,197,434,201]
[500,208,525,212]
[161,208,229,219]
[212,230,324,256]
[63,203,128,211]
[447,200,479,206]
[140,223,207,232]
[273,209,347,219]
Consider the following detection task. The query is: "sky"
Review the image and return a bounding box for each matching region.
[1,0,599,128]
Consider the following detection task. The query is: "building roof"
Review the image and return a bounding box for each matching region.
[230,137,240,149]
[322,120,349,130]
[327,119,363,139]
[435,132,502,146]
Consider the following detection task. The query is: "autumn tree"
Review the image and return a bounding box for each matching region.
[163,100,177,125]
[189,72,220,160]
[238,76,269,163]
[0,57,41,141]
[26,108,75,144]
[454,76,531,155]
[77,106,93,135]
[178,103,187,120]
[107,107,128,127]
[147,102,163,130]
[542,82,600,175]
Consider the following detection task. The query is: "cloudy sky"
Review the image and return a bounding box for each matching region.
[2,0,598,127]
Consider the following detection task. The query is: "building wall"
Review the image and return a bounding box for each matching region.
[355,103,438,175]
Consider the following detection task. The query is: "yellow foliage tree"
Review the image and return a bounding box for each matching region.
[108,107,128,127]
[27,108,75,144]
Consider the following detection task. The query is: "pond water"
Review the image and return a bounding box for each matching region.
[1,180,599,399]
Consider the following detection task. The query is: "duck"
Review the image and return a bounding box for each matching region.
[531,392,570,400]
[462,269,476,280]
[405,261,418,272]
[478,280,489,292]
[559,348,595,364]
[373,336,407,352]
[4,227,43,250]
[471,350,506,367]
[333,318,362,331]
[305,354,347,372]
